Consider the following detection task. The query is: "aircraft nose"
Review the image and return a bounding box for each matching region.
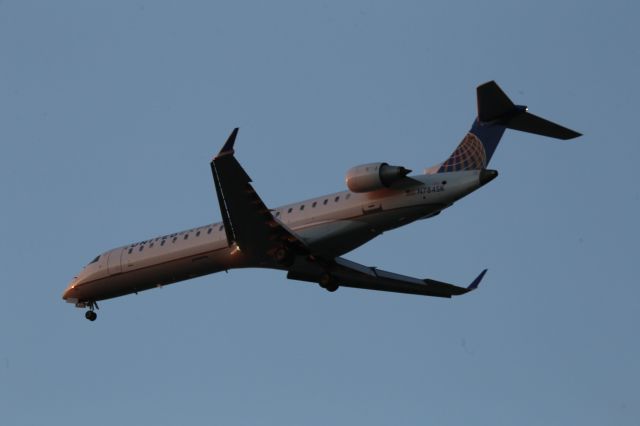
[62,282,79,303]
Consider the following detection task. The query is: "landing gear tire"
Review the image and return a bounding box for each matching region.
[319,274,339,293]
[324,283,339,292]
[85,311,97,321]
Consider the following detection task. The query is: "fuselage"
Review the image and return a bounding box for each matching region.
[63,169,490,305]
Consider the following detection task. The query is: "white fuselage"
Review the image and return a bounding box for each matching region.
[63,170,485,305]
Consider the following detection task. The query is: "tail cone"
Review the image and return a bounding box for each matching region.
[479,169,498,186]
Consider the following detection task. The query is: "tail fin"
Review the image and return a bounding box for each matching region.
[436,81,581,173]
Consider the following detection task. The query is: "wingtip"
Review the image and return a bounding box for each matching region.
[217,127,239,158]
[564,129,583,140]
[467,268,488,290]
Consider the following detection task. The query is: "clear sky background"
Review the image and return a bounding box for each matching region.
[1,1,638,425]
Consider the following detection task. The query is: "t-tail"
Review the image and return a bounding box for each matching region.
[433,81,581,173]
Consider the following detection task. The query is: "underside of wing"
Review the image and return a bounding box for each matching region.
[211,128,308,264]
[287,256,486,298]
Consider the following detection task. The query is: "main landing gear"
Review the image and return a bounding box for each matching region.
[84,301,99,321]
[319,274,339,293]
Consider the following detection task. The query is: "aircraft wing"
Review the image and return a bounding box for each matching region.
[210,128,308,262]
[288,256,486,298]
[212,128,484,297]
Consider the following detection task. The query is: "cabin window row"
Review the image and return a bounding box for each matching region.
[276,193,351,217]
[126,225,225,254]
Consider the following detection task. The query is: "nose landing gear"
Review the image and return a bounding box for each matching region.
[84,301,99,321]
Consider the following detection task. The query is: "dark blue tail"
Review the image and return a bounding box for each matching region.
[437,81,581,173]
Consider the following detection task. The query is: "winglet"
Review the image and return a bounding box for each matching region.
[217,128,239,158]
[467,269,488,291]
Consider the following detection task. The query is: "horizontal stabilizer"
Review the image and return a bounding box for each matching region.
[506,111,582,140]
[476,81,581,140]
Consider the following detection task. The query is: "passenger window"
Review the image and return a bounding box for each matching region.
[275,211,280,217]
[172,237,177,243]
[128,248,133,254]
[346,193,351,199]
[207,228,213,234]
[219,225,223,231]
[139,246,144,252]
[335,196,340,202]
[89,255,100,264]
[184,234,189,240]
[196,231,201,237]
[288,207,293,213]
[323,199,328,205]
[161,240,166,246]
[312,201,317,208]
[300,205,305,211]
[150,242,154,248]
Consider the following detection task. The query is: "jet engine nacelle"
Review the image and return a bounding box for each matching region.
[345,162,411,193]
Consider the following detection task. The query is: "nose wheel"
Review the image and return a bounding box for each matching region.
[84,301,99,321]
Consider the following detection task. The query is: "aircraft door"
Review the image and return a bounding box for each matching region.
[107,248,123,275]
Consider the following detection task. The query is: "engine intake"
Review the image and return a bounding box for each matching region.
[345,162,411,193]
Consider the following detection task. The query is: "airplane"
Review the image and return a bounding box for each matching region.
[62,81,580,321]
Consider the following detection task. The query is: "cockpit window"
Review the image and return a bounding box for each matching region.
[89,255,100,264]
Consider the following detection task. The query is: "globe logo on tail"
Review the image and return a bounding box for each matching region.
[438,132,487,173]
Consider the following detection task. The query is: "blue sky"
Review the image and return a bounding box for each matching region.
[1,1,638,425]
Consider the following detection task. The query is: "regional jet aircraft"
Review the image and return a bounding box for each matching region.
[63,81,580,321]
